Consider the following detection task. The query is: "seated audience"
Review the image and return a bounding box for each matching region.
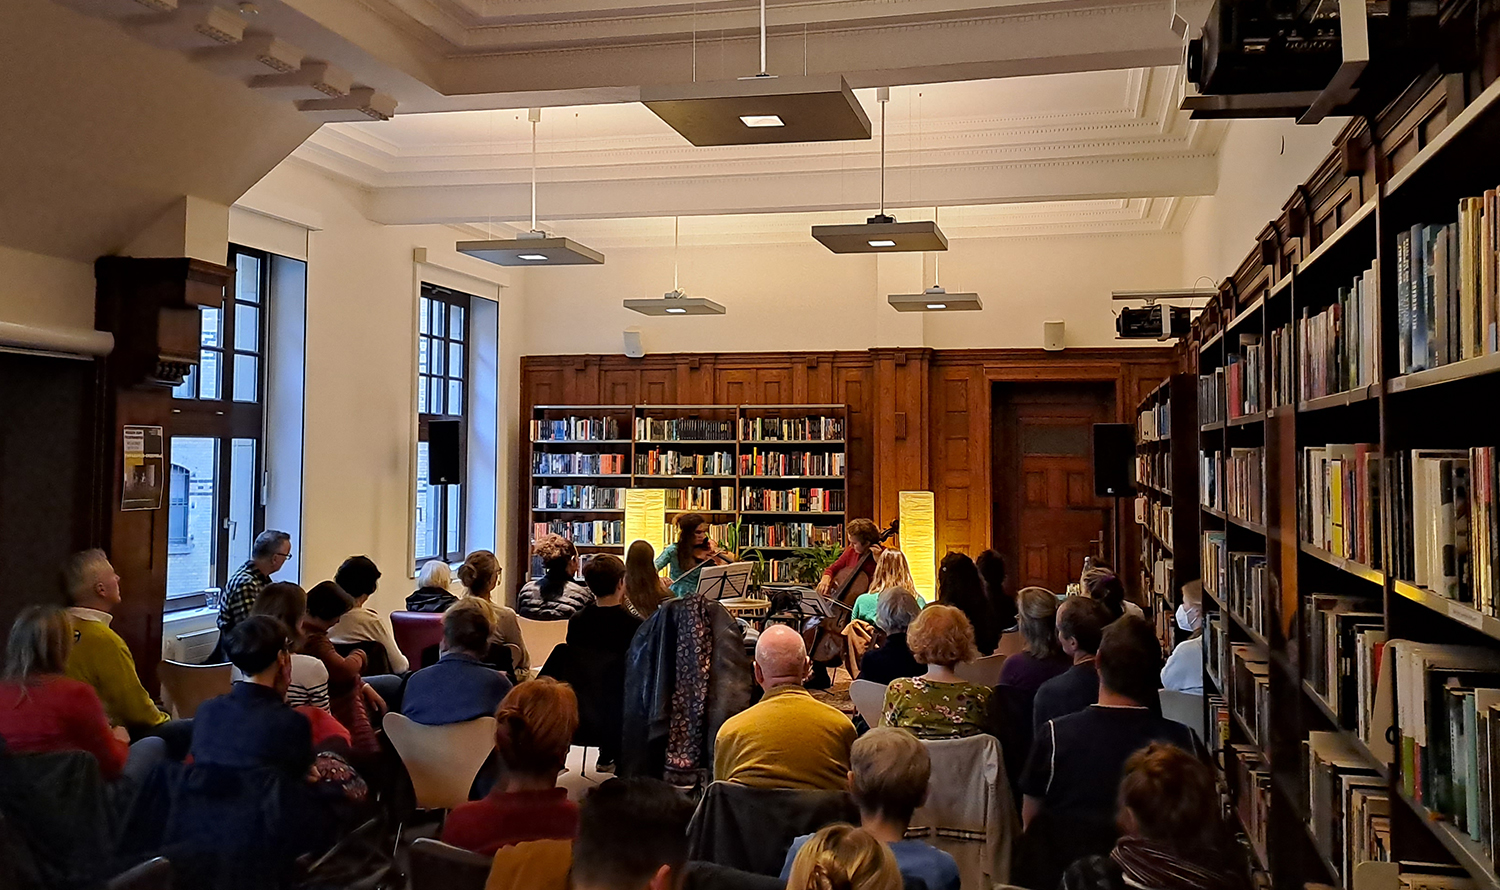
[1061,742,1248,890]
[407,559,459,613]
[976,549,1017,633]
[191,616,313,779]
[936,551,999,656]
[520,535,594,621]
[1083,566,1145,621]
[459,550,530,674]
[623,540,673,619]
[1033,596,1111,730]
[328,555,409,673]
[780,727,961,890]
[248,582,331,711]
[444,678,580,856]
[216,529,292,639]
[298,581,382,755]
[402,600,513,725]
[882,604,992,739]
[566,553,643,770]
[858,587,925,685]
[0,605,165,784]
[714,624,856,790]
[786,824,902,890]
[997,586,1072,712]
[849,549,922,625]
[1017,615,1199,890]
[566,777,696,890]
[1161,581,1205,694]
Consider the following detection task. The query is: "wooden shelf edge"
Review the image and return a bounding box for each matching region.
[1392,579,1500,642]
[1298,542,1385,586]
[1295,199,1378,275]
[1386,75,1500,198]
[1394,791,1500,890]
[1388,351,1500,395]
[1297,383,1380,413]
[1227,412,1266,427]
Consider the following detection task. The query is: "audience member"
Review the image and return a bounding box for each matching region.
[780,728,960,890]
[443,678,580,856]
[569,777,696,890]
[407,559,459,612]
[882,604,991,739]
[858,587,924,685]
[1082,566,1145,621]
[785,824,902,890]
[298,581,381,755]
[458,550,530,674]
[1016,615,1198,890]
[566,554,642,770]
[849,549,921,625]
[976,549,1017,633]
[402,600,513,725]
[191,616,314,779]
[1061,742,1247,890]
[814,519,885,600]
[623,540,673,619]
[655,513,737,599]
[936,552,999,656]
[995,587,1078,794]
[1161,581,1205,695]
[520,534,595,620]
[248,582,331,711]
[714,624,856,790]
[217,529,292,638]
[1033,596,1111,730]
[327,555,409,673]
[0,605,166,784]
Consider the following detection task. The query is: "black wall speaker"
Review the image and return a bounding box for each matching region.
[1092,423,1135,498]
[427,419,464,485]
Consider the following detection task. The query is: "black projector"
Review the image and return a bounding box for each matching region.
[1117,305,1193,340]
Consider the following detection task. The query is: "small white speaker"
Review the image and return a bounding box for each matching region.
[623,329,645,359]
[1043,320,1065,351]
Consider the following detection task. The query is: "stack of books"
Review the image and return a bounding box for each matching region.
[1305,731,1385,887]
[1268,323,1295,408]
[662,486,735,511]
[1305,594,1383,729]
[741,521,844,549]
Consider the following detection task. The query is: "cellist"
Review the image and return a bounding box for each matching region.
[814,518,885,604]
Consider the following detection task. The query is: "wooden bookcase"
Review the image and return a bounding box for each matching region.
[1134,373,1200,651]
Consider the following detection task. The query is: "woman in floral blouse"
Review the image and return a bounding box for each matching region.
[881,604,992,738]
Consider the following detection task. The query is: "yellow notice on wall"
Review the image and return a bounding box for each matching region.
[899,491,937,603]
[624,488,668,562]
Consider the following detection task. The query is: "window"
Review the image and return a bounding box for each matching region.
[165,247,269,612]
[415,284,470,565]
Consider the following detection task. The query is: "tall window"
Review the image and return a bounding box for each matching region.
[165,247,268,612]
[415,284,470,565]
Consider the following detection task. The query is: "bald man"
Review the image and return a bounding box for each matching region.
[712,624,857,790]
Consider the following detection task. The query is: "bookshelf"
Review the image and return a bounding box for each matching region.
[1135,373,1200,651]
[528,404,849,581]
[1172,67,1500,890]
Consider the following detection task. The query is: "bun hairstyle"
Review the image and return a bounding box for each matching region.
[493,678,579,778]
[787,824,901,890]
[458,550,501,597]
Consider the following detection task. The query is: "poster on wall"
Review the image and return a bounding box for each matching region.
[121,425,165,511]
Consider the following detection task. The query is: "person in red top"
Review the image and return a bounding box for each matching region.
[815,519,885,600]
[0,605,165,784]
[442,677,581,856]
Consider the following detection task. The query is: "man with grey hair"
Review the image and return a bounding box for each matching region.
[712,624,856,790]
[858,587,925,685]
[217,529,292,638]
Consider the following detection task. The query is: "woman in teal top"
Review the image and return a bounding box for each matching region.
[654,512,738,598]
[850,549,924,624]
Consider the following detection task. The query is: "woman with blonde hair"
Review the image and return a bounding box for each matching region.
[881,604,992,739]
[787,824,903,890]
[624,540,673,619]
[849,550,922,625]
[458,550,531,674]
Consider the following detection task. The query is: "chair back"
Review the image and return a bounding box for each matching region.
[332,640,391,676]
[408,838,490,890]
[158,660,232,719]
[910,734,1019,888]
[383,713,498,810]
[687,782,858,876]
[848,679,887,727]
[1159,689,1207,746]
[106,857,172,890]
[996,630,1025,658]
[391,612,445,670]
[955,652,1007,687]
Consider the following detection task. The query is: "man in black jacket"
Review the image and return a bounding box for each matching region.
[1032,596,1111,731]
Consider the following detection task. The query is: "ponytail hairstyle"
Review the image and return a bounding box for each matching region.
[493,678,579,779]
[786,824,902,890]
[1084,568,1128,620]
[675,512,707,572]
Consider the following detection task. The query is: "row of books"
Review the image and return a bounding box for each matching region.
[1305,731,1387,888]
[1226,336,1264,418]
[1138,399,1171,441]
[1301,445,1383,568]
[1230,743,1272,869]
[662,486,735,511]
[1135,449,1171,492]
[1305,265,1379,401]
[634,450,735,477]
[739,450,846,478]
[532,416,623,441]
[739,487,845,513]
[1200,370,1227,425]
[1268,324,1294,408]
[533,485,625,510]
[1136,497,1173,550]
[739,522,844,549]
[531,520,624,546]
[1232,644,1272,751]
[1389,450,1473,605]
[1203,534,1267,638]
[1206,613,1227,692]
[1305,594,1384,732]
[635,417,735,442]
[1396,190,1500,374]
[1202,448,1265,524]
[532,451,627,476]
[739,416,845,442]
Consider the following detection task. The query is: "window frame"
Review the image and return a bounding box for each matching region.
[415,283,471,567]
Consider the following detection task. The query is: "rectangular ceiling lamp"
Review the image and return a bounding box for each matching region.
[641,75,871,146]
[898,491,936,603]
[625,488,667,560]
[888,291,982,312]
[623,297,726,316]
[812,219,948,254]
[457,237,604,266]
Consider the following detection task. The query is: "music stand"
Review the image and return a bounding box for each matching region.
[695,562,753,601]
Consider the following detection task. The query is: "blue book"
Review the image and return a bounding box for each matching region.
[1398,228,1412,372]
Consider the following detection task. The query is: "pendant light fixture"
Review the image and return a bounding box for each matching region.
[641,0,870,146]
[457,108,604,266]
[812,88,947,253]
[887,208,980,311]
[624,217,726,316]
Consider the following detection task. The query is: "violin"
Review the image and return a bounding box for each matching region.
[691,541,734,569]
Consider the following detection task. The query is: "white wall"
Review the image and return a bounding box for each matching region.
[0,245,95,331]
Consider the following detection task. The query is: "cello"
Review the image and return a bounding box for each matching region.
[804,519,900,668]
[828,519,901,607]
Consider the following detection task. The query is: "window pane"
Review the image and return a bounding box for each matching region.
[449,305,465,341]
[418,374,429,413]
[167,437,219,597]
[449,343,464,380]
[430,338,445,376]
[448,380,462,416]
[429,378,443,415]
[235,304,259,352]
[419,296,430,335]
[201,307,221,349]
[415,442,438,560]
[418,336,430,376]
[199,350,221,399]
[232,354,258,402]
[236,254,261,304]
[226,439,257,570]
[173,365,196,400]
[445,483,461,557]
[431,301,446,338]
[1020,424,1090,455]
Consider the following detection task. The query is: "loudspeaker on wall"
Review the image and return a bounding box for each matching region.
[427,419,463,485]
[1092,423,1134,498]
[1043,320,1065,351]
[623,329,645,358]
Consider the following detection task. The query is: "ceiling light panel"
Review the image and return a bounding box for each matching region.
[813,219,949,254]
[457,237,605,266]
[624,297,727,316]
[888,291,982,312]
[642,75,870,146]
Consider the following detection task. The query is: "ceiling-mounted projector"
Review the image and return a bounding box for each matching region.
[1116,305,1193,340]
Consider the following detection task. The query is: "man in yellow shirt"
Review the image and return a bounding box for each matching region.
[713,624,856,790]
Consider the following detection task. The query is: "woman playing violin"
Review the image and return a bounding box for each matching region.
[654,512,739,599]
[814,519,885,601]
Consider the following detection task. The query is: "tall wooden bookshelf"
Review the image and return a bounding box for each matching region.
[1171,68,1500,890]
[528,403,849,581]
[1135,373,1201,651]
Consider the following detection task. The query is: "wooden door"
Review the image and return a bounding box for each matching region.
[993,382,1116,594]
